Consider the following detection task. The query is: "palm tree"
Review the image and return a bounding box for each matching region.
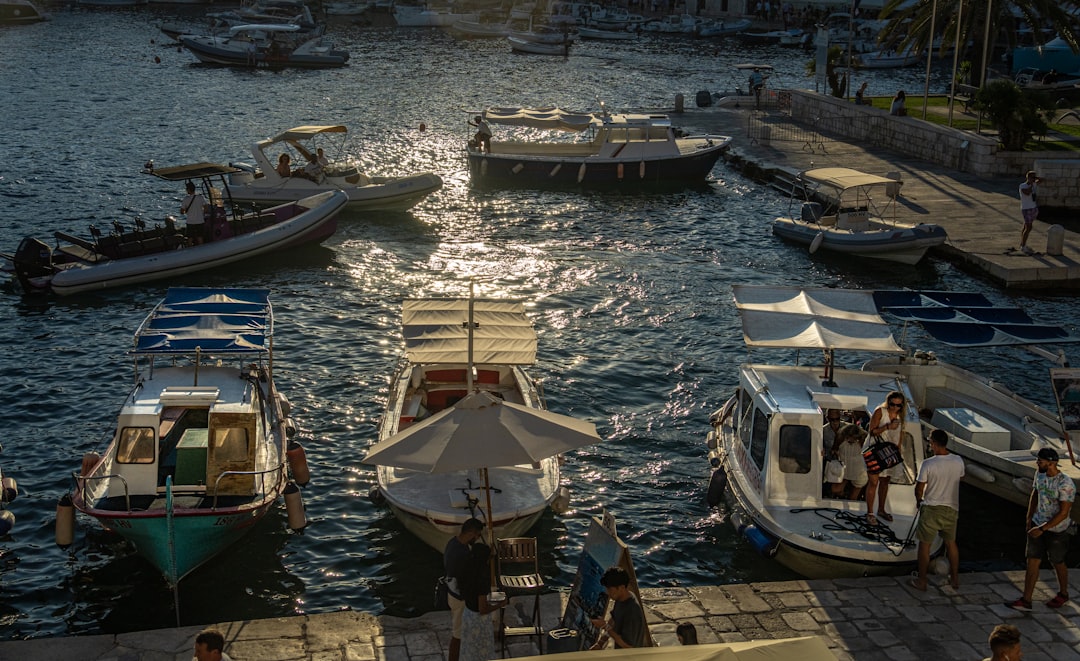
[876,0,1080,86]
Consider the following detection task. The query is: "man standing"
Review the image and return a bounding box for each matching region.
[445,518,484,661]
[1018,170,1041,254]
[589,567,646,649]
[910,429,964,591]
[193,628,232,661]
[469,115,492,154]
[180,180,207,246]
[1009,447,1075,611]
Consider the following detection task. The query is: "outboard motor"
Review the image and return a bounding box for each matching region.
[801,202,823,223]
[12,237,54,293]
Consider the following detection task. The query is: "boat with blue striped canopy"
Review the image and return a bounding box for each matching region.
[69,288,300,588]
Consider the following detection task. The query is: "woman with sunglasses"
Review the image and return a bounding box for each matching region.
[865,390,907,525]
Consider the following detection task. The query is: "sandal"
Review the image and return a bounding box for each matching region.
[877,511,894,522]
[1047,592,1069,609]
[866,513,878,526]
[909,572,926,592]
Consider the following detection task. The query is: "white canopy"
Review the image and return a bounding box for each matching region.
[800,167,897,190]
[268,125,347,143]
[513,637,835,661]
[732,285,903,353]
[483,107,595,132]
[402,298,538,365]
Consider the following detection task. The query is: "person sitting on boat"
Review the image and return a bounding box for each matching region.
[864,390,907,525]
[276,153,292,178]
[180,181,208,246]
[889,90,907,116]
[822,409,844,449]
[316,148,329,168]
[830,423,868,501]
[469,115,492,154]
[301,152,324,182]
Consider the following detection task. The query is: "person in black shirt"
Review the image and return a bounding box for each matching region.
[445,518,484,661]
[590,567,646,649]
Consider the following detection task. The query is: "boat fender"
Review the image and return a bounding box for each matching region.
[277,392,292,417]
[617,163,624,180]
[285,481,308,532]
[284,417,298,440]
[286,441,310,487]
[80,452,101,476]
[577,163,587,183]
[0,510,13,537]
[930,556,951,576]
[708,448,722,468]
[963,461,995,483]
[512,163,524,174]
[706,430,717,450]
[480,159,488,177]
[742,523,779,558]
[55,493,75,548]
[551,486,571,514]
[550,163,562,178]
[1013,477,1034,494]
[368,485,386,506]
[1,476,16,504]
[706,469,727,506]
[639,161,645,179]
[809,232,824,254]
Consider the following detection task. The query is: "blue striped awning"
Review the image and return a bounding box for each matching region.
[132,288,272,355]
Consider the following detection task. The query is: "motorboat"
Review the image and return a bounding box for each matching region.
[508,34,571,55]
[695,18,751,38]
[704,285,942,579]
[856,46,922,69]
[181,24,350,69]
[366,294,597,551]
[0,0,47,24]
[0,443,15,536]
[467,105,731,188]
[589,6,645,31]
[508,21,578,44]
[226,125,443,210]
[2,163,346,296]
[393,3,477,27]
[67,288,304,586]
[578,25,636,40]
[205,0,320,30]
[772,167,947,264]
[642,13,700,34]
[737,28,804,44]
[450,16,521,39]
[861,289,1080,520]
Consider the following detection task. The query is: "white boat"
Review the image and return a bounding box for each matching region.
[772,167,947,264]
[69,288,302,585]
[508,21,578,44]
[3,163,347,296]
[857,46,922,69]
[467,105,731,188]
[737,27,803,44]
[206,0,319,29]
[578,25,636,40]
[589,7,645,31]
[705,285,942,579]
[369,296,562,551]
[393,3,477,27]
[181,24,350,69]
[226,125,443,210]
[0,0,47,24]
[695,18,751,38]
[324,1,370,15]
[450,16,519,38]
[642,13,700,34]
[861,289,1080,521]
[508,34,571,55]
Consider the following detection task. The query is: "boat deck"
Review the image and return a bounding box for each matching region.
[91,493,255,513]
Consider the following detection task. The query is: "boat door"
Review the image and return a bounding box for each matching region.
[766,413,817,505]
[206,409,258,495]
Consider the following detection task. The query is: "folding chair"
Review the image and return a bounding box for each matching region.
[495,537,544,656]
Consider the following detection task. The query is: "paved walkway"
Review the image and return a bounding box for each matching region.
[677,105,1080,289]
[2,569,1078,660]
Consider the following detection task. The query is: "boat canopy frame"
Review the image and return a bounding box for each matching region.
[790,167,901,225]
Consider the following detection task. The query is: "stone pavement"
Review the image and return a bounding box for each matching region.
[676,105,1080,290]
[2,569,1080,660]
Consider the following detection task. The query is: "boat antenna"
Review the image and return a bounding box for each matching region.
[465,281,476,393]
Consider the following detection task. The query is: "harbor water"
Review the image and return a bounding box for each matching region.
[0,5,1077,640]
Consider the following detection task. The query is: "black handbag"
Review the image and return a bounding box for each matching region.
[433,576,449,610]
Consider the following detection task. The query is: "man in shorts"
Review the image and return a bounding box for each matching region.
[911,429,964,591]
[1009,447,1075,611]
[1018,170,1040,254]
[445,518,484,661]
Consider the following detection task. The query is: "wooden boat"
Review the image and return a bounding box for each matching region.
[772,167,947,264]
[181,24,350,69]
[0,0,47,24]
[2,163,346,296]
[68,288,302,585]
[226,125,443,210]
[368,296,566,551]
[705,285,941,578]
[466,105,732,188]
[861,289,1080,520]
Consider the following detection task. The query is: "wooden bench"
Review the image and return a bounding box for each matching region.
[948,83,978,113]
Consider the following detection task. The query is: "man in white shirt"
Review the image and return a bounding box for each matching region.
[911,429,964,591]
[1018,170,1040,254]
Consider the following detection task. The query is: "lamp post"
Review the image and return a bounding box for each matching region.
[921,0,937,120]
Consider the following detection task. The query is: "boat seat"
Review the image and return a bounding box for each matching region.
[55,243,105,264]
[141,237,167,254]
[425,389,467,411]
[117,240,145,259]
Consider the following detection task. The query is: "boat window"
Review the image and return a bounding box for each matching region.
[738,390,752,450]
[117,427,155,464]
[777,425,812,474]
[213,427,249,462]
[749,408,769,470]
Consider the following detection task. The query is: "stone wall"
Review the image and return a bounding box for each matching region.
[785,90,1079,209]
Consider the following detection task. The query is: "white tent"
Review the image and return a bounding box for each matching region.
[513,637,837,661]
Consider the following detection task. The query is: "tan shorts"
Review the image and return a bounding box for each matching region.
[916,504,958,543]
[449,593,465,638]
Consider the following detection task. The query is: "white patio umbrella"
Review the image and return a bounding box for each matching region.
[362,390,601,549]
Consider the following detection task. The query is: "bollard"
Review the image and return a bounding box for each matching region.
[885,171,903,199]
[1047,224,1065,256]
[674,93,684,113]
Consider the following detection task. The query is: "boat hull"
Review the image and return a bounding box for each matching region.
[468,140,728,188]
[772,217,947,264]
[385,498,548,551]
[227,173,443,211]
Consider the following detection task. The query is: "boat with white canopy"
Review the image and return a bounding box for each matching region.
[773,167,947,264]
[467,105,731,188]
[365,292,598,551]
[226,125,443,211]
[705,285,938,578]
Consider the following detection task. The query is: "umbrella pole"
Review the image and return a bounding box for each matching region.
[483,467,497,587]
